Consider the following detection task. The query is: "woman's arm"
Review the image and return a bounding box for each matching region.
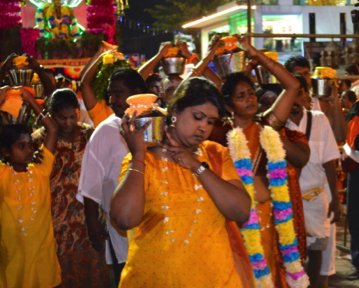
[177,41,222,88]
[80,47,116,111]
[138,42,172,80]
[234,35,300,124]
[0,53,17,85]
[110,112,151,230]
[20,87,57,153]
[25,55,56,97]
[280,135,310,168]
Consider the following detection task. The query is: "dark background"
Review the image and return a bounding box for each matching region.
[118,0,174,59]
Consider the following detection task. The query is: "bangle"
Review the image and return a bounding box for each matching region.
[127,168,144,175]
[130,159,146,166]
[188,54,199,64]
[35,110,48,125]
[36,65,44,72]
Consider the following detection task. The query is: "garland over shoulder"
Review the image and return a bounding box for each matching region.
[227,126,309,288]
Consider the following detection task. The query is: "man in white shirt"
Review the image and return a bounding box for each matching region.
[285,75,341,288]
[77,68,147,285]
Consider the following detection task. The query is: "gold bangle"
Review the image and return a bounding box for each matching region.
[127,168,144,175]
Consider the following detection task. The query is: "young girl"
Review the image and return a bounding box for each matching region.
[0,87,61,288]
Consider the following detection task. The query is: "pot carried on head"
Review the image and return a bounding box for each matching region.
[311,67,337,98]
[125,94,167,145]
[213,36,246,79]
[0,56,36,125]
[255,52,280,85]
[161,47,186,76]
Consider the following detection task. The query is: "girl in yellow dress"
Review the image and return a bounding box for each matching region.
[0,87,60,288]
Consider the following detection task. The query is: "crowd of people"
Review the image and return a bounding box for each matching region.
[0,34,358,288]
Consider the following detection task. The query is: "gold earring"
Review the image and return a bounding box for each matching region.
[170,116,177,128]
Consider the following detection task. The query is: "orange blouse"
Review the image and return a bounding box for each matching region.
[118,141,252,288]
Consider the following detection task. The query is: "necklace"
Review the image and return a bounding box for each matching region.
[159,147,204,244]
[8,164,36,237]
[227,126,309,288]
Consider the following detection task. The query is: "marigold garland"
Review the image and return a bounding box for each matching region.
[227,126,309,288]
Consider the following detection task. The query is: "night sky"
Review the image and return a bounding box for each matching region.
[124,0,168,25]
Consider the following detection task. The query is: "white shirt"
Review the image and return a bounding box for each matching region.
[286,109,340,192]
[312,97,322,112]
[77,114,129,264]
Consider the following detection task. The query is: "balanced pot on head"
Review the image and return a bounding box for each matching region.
[8,66,34,86]
[161,56,186,76]
[213,51,246,79]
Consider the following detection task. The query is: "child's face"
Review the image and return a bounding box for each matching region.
[7,134,34,167]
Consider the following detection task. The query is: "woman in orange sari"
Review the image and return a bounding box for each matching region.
[210,35,310,288]
[110,40,255,287]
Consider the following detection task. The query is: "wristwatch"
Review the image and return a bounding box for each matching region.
[196,162,209,176]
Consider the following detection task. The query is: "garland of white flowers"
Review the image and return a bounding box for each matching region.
[227,126,309,288]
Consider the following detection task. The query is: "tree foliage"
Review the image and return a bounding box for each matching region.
[145,0,232,32]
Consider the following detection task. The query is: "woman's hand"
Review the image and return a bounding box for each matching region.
[157,41,172,58]
[1,53,17,71]
[177,40,192,59]
[0,86,11,106]
[19,87,34,103]
[158,127,201,172]
[23,54,40,71]
[204,36,223,62]
[119,111,152,160]
[232,34,258,59]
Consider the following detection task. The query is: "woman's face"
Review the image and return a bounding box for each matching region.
[340,92,353,110]
[172,102,219,148]
[52,107,79,138]
[229,81,257,118]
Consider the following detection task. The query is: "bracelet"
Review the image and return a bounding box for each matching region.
[127,168,144,175]
[35,110,48,125]
[130,159,146,166]
[188,53,199,64]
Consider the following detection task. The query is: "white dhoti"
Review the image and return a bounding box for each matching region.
[302,186,331,249]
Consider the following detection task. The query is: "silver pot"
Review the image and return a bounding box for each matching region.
[8,67,34,86]
[311,78,332,98]
[161,56,186,75]
[32,84,45,99]
[255,65,279,84]
[213,51,246,79]
[135,113,166,145]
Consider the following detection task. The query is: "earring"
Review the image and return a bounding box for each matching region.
[170,116,177,128]
[231,111,234,120]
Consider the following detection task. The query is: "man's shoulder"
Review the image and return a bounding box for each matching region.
[310,109,328,123]
[93,115,121,134]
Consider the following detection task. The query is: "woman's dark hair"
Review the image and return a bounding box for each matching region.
[343,90,357,103]
[167,77,224,125]
[146,74,162,86]
[48,88,80,114]
[222,72,255,107]
[0,124,31,162]
[292,74,308,92]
